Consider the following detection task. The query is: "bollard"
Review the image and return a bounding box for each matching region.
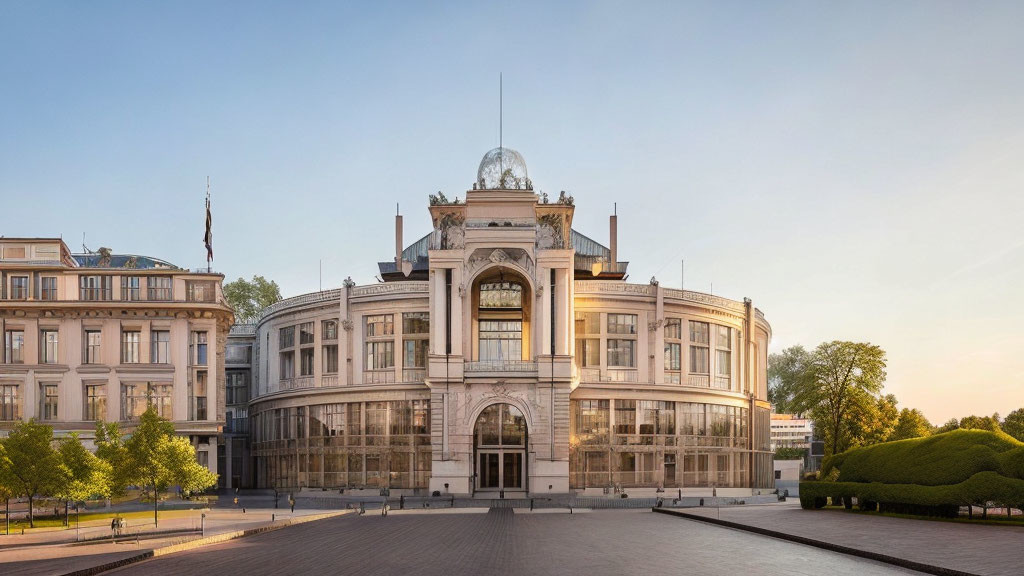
[400,495,405,510]
[530,498,534,511]
[272,514,275,522]
[201,513,206,537]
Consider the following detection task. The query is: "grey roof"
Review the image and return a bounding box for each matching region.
[379,228,626,276]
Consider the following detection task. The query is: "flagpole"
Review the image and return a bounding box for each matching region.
[205,176,212,273]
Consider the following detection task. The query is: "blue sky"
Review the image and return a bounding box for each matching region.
[2,1,1023,423]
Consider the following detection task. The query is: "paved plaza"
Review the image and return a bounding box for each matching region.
[105,508,921,576]
[683,502,1020,576]
[0,508,338,576]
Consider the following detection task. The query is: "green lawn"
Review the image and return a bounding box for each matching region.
[3,509,203,532]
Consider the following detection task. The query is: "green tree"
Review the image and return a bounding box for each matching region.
[94,420,129,497]
[934,418,960,434]
[889,408,932,441]
[224,275,282,323]
[1002,408,1024,442]
[55,434,111,505]
[849,393,900,447]
[958,413,1001,432]
[0,420,65,527]
[123,408,218,526]
[793,341,887,459]
[768,345,813,414]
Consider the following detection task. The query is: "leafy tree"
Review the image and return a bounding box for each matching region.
[934,418,960,434]
[224,275,282,323]
[94,420,129,497]
[768,345,813,414]
[1002,408,1024,442]
[793,341,887,459]
[0,420,65,527]
[850,393,900,447]
[889,408,932,441]
[123,408,218,526]
[55,434,111,504]
[958,413,1001,432]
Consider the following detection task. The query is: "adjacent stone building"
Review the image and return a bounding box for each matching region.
[0,238,233,479]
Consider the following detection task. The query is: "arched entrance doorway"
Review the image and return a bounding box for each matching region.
[474,403,528,492]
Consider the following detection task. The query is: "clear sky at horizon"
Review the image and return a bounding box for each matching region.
[2,1,1022,424]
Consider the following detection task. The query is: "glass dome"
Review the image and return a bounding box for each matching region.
[476,147,531,190]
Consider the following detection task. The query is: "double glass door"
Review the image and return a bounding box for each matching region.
[478,450,524,491]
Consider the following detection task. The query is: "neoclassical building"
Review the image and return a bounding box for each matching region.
[246,147,773,496]
[0,238,233,478]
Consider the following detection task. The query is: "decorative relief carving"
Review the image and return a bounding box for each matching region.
[648,319,663,332]
[466,248,534,280]
[432,211,465,250]
[341,319,353,331]
[536,213,567,250]
[350,282,429,297]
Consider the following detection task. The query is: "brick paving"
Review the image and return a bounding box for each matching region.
[0,509,329,576]
[106,508,921,576]
[682,502,1021,576]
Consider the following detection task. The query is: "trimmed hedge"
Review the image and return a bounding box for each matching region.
[821,429,1024,486]
[800,472,1024,516]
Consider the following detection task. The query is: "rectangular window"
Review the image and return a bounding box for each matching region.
[574,399,609,440]
[689,344,709,374]
[365,314,394,337]
[403,339,428,368]
[402,312,429,372]
[716,325,731,349]
[402,312,429,335]
[40,383,58,420]
[190,331,208,366]
[40,330,59,364]
[689,321,709,344]
[226,371,249,405]
[322,320,338,341]
[574,311,600,335]
[121,382,172,421]
[121,330,140,363]
[478,320,522,362]
[10,276,28,299]
[84,330,102,364]
[300,347,315,376]
[79,275,112,301]
[151,330,170,363]
[614,400,636,435]
[575,338,600,367]
[0,384,20,420]
[299,322,314,345]
[664,318,682,340]
[665,342,681,371]
[225,344,251,364]
[716,350,732,376]
[4,331,25,364]
[40,277,58,301]
[120,276,140,301]
[85,384,107,420]
[607,339,635,368]
[279,326,295,349]
[147,276,172,300]
[607,313,637,335]
[323,345,339,373]
[365,341,394,370]
[280,351,294,379]
[186,280,215,302]
[689,321,710,375]
[192,371,208,420]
